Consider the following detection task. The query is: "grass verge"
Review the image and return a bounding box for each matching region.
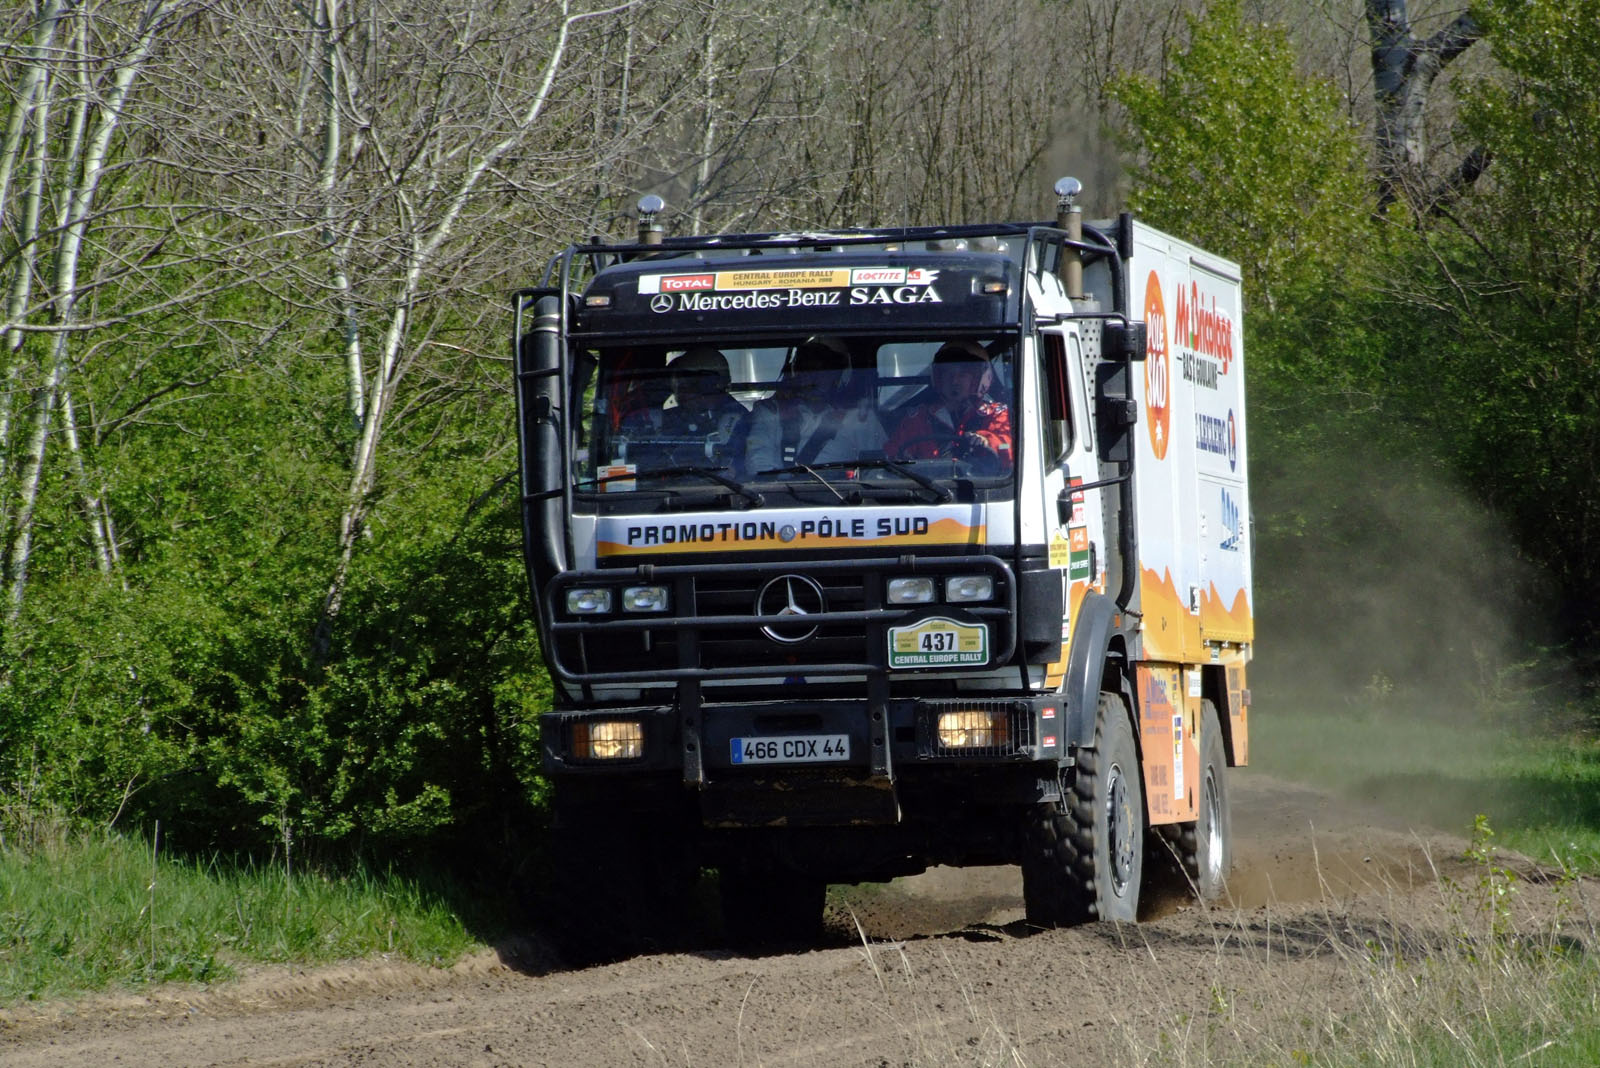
[1250,684,1600,872]
[0,830,487,1003]
[1142,821,1600,1067]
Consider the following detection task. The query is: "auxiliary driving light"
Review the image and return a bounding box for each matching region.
[622,585,669,612]
[565,587,613,614]
[937,709,1009,749]
[573,720,644,761]
[944,575,994,602]
[887,577,936,604]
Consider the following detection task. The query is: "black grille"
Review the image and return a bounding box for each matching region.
[546,556,1015,684]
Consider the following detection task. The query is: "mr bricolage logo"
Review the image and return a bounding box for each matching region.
[1173,280,1236,390]
[1143,273,1239,462]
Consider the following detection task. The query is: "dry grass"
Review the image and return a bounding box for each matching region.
[836,824,1599,1068]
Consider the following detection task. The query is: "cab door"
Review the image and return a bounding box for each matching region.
[1036,325,1106,688]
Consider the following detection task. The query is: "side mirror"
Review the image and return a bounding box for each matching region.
[1104,319,1148,361]
[1095,363,1134,463]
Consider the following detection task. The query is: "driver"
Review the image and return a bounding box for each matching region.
[885,341,1012,473]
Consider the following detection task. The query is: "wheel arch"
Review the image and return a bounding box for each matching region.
[1063,590,1129,752]
[1200,663,1238,766]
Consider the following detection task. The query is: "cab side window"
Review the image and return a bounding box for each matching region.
[1039,331,1073,464]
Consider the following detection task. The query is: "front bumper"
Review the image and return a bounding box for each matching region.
[543,692,1069,825]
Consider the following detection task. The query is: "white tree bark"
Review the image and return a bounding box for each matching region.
[689,5,718,237]
[314,0,639,645]
[0,49,57,496]
[5,0,184,619]
[1366,0,1483,210]
[310,0,366,432]
[0,0,68,239]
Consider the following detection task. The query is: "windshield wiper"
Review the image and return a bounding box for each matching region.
[574,465,764,508]
[637,465,765,507]
[762,459,953,503]
[751,463,856,503]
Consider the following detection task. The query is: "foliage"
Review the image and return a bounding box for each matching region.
[1395,0,1600,644]
[0,0,1599,884]
[1109,0,1373,320]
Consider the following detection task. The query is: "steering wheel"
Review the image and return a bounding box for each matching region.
[888,434,1005,476]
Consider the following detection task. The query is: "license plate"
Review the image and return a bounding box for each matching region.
[729,734,850,765]
[888,616,989,669]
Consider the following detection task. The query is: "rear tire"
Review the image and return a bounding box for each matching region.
[1022,691,1144,926]
[1150,698,1232,901]
[1192,700,1232,900]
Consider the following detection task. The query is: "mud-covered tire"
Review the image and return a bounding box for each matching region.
[1022,691,1144,926]
[545,817,697,965]
[719,861,825,950]
[1150,699,1232,901]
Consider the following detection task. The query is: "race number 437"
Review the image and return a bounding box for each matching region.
[888,617,988,669]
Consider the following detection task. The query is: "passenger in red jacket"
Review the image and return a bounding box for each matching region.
[886,341,1012,475]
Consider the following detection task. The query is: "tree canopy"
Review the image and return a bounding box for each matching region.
[1,0,1595,852]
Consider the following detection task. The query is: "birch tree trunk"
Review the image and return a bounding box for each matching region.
[4,0,185,620]
[0,0,72,501]
[311,0,639,654]
[1365,0,1483,210]
[0,0,68,238]
[688,5,718,237]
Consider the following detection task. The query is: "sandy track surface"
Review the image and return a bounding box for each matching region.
[0,770,1549,1067]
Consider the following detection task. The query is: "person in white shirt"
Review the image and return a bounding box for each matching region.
[744,336,885,475]
[619,347,746,468]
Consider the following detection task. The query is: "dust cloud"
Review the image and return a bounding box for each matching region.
[1247,422,1560,840]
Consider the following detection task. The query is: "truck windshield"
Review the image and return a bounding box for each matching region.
[572,336,1015,505]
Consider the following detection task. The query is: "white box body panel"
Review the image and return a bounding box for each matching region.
[1098,223,1252,661]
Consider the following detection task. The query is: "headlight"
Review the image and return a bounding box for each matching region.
[565,588,613,614]
[573,720,643,761]
[622,585,669,612]
[937,709,1009,748]
[888,577,936,604]
[944,575,994,602]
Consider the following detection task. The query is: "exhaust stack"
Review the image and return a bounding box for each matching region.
[637,194,665,246]
[1054,177,1084,300]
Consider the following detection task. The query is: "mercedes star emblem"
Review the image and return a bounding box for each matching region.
[755,574,826,644]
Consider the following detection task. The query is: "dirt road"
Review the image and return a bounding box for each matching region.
[0,771,1551,1067]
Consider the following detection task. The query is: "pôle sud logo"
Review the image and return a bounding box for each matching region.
[1142,270,1170,460]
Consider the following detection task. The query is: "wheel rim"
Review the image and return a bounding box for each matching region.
[1105,760,1134,897]
[1202,766,1223,884]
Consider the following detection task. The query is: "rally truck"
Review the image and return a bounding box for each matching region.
[513,181,1252,954]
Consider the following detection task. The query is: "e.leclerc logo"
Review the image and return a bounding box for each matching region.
[1143,271,1171,461]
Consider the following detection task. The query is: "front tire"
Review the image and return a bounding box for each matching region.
[545,813,697,965]
[1022,691,1144,926]
[720,858,825,950]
